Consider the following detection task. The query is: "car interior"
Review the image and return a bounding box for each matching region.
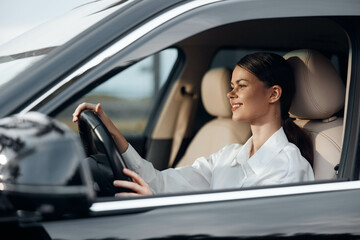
[55,16,350,196]
[146,17,348,176]
[170,48,344,182]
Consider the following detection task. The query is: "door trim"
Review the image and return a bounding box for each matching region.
[90,180,360,213]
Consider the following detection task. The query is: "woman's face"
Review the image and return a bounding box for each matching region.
[227,66,275,124]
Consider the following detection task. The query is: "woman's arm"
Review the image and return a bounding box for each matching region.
[122,144,213,194]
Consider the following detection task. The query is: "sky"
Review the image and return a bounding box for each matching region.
[0,0,176,99]
[0,0,92,46]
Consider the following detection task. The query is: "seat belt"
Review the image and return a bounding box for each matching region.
[168,88,195,168]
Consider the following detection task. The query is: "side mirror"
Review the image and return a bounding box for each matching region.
[0,112,95,217]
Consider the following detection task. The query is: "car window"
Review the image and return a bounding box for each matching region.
[55,48,178,134]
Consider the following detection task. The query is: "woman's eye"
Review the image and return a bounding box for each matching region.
[230,84,246,89]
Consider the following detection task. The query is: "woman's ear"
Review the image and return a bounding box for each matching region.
[269,85,282,103]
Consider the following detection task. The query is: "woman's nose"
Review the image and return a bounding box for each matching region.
[227,90,235,99]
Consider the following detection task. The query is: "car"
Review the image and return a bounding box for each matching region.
[1,0,360,239]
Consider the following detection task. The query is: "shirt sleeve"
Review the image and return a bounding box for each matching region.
[121,144,217,194]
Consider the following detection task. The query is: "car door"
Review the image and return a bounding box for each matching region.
[42,182,360,239]
[2,0,360,239]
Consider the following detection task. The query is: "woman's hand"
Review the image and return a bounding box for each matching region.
[73,102,108,125]
[114,168,152,197]
[72,102,128,153]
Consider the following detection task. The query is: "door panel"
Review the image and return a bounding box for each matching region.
[42,187,360,239]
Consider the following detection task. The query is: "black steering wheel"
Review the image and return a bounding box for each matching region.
[77,110,132,195]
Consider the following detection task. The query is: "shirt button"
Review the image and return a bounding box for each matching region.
[231,160,238,167]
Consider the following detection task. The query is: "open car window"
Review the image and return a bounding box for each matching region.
[47,12,350,201]
[59,21,347,201]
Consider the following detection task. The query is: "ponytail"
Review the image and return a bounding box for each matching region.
[283,118,313,167]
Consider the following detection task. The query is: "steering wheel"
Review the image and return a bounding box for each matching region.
[77,110,132,194]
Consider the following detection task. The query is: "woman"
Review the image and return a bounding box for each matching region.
[73,52,315,197]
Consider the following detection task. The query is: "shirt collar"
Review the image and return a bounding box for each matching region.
[248,127,289,174]
[231,135,252,167]
[231,127,289,174]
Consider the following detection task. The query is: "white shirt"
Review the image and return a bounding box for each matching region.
[122,127,314,194]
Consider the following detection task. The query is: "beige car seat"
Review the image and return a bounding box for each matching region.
[175,68,251,167]
[284,49,346,180]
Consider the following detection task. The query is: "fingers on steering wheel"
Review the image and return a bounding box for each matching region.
[113,180,142,193]
[72,102,97,122]
[113,168,151,195]
[95,103,103,115]
[115,192,140,197]
[123,168,148,186]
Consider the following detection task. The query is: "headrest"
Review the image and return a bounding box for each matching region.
[284,49,345,120]
[201,68,232,118]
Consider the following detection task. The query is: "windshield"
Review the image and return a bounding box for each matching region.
[0,0,132,86]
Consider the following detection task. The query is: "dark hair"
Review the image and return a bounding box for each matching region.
[237,52,313,166]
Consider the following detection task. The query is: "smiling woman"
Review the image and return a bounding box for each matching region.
[72,52,314,196]
[232,53,314,165]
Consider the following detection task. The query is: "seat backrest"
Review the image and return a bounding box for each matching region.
[175,68,251,167]
[284,49,346,180]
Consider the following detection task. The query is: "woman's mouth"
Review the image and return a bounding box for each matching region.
[231,103,242,112]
